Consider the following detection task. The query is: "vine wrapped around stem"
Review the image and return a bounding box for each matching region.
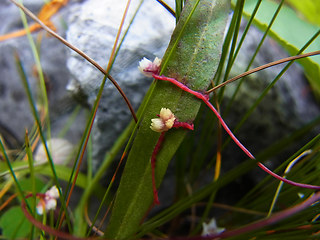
[150,108,194,205]
[151,73,320,191]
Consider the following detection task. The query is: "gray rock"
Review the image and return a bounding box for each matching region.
[0,0,84,149]
[66,0,175,170]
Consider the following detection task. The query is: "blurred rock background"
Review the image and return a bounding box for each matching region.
[0,0,86,151]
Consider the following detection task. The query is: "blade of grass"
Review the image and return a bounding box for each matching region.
[174,0,182,22]
[212,0,241,87]
[109,0,144,71]
[0,138,32,213]
[224,0,284,112]
[242,0,320,96]
[190,101,223,235]
[56,0,134,232]
[190,191,320,239]
[73,120,136,233]
[0,138,46,240]
[25,131,36,239]
[17,0,51,142]
[237,132,320,208]
[207,50,320,93]
[54,74,107,233]
[14,52,72,231]
[230,0,262,68]
[267,150,313,217]
[156,0,175,18]
[216,0,244,102]
[218,29,320,156]
[57,105,82,138]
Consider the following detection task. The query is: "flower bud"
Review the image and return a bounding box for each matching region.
[150,108,176,132]
[138,57,161,77]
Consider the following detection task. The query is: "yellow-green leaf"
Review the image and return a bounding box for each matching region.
[239,0,320,96]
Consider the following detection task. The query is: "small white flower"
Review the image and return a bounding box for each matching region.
[138,57,161,77]
[150,108,176,132]
[153,57,162,67]
[36,201,45,215]
[45,198,57,211]
[46,186,60,199]
[201,218,225,236]
[151,118,165,132]
[36,186,60,215]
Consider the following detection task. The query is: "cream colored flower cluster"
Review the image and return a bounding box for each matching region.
[36,186,60,215]
[150,108,176,133]
[137,58,176,133]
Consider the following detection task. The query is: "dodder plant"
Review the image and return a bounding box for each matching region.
[1,0,320,239]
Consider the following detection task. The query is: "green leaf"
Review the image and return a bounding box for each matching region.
[104,0,230,239]
[240,0,320,96]
[38,165,105,194]
[286,0,320,26]
[0,206,32,239]
[18,177,45,193]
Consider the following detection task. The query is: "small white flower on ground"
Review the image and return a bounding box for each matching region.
[201,218,225,236]
[150,108,176,132]
[36,186,60,215]
[46,185,60,199]
[138,57,161,77]
[45,198,57,211]
[36,201,45,215]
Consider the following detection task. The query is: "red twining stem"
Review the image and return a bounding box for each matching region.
[151,132,166,205]
[173,121,194,130]
[152,73,320,191]
[153,74,209,101]
[152,74,254,158]
[151,120,194,205]
[192,191,320,239]
[21,194,96,240]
